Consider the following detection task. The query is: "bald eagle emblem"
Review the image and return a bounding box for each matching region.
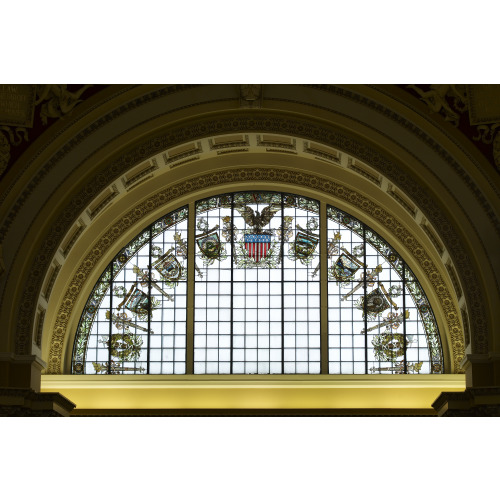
[234,204,282,266]
[234,204,281,233]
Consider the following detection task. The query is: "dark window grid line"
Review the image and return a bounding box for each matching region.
[363,224,368,375]
[230,196,234,374]
[281,193,285,374]
[107,262,113,374]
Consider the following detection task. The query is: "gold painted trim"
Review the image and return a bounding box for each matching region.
[46,167,464,374]
[42,374,465,389]
[41,374,465,411]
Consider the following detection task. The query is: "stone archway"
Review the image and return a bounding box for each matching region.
[1,85,499,415]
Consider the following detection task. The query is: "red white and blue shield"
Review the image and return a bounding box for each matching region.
[244,233,272,263]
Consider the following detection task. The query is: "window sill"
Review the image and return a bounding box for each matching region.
[41,374,465,412]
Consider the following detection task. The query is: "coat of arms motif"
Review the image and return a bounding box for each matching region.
[234,203,282,268]
[196,218,228,266]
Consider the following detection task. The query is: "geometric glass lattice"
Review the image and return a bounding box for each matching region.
[72,193,443,375]
[194,192,320,374]
[72,206,188,374]
[327,206,442,374]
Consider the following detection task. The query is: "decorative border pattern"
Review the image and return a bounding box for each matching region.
[10,111,487,359]
[46,167,464,374]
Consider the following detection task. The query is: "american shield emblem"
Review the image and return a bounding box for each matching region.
[196,230,222,261]
[293,231,319,263]
[244,233,272,263]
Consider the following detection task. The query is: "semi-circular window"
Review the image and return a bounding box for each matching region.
[72,191,443,375]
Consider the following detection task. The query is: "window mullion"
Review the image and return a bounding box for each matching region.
[230,194,234,374]
[363,224,368,374]
[281,193,285,374]
[403,261,407,374]
[108,262,114,374]
[320,201,328,374]
[147,225,153,374]
[186,202,195,374]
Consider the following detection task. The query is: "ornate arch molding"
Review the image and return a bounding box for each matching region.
[4,89,491,360]
[45,167,463,374]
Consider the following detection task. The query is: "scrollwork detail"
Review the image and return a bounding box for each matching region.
[35,84,93,124]
[472,123,500,144]
[493,131,500,171]
[407,84,468,126]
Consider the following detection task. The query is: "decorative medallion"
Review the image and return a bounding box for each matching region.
[355,284,399,320]
[197,230,224,262]
[99,331,143,362]
[372,332,406,361]
[115,283,161,322]
[330,252,362,281]
[289,219,319,265]
[153,249,184,283]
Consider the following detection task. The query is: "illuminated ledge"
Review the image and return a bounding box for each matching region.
[41,375,465,412]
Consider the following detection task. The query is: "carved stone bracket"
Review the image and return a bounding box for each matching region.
[433,387,500,416]
[35,84,93,125]
[406,84,468,126]
[0,387,75,416]
[240,84,262,108]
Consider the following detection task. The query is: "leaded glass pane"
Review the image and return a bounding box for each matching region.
[327,205,442,374]
[72,207,188,374]
[194,192,320,374]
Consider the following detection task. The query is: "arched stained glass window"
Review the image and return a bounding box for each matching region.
[72,191,443,375]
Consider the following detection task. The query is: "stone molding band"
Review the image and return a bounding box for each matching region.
[46,167,464,374]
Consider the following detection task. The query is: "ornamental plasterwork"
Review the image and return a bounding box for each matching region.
[240,85,262,108]
[0,84,93,176]
[406,85,468,126]
[405,84,500,172]
[45,167,464,374]
[7,110,489,358]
